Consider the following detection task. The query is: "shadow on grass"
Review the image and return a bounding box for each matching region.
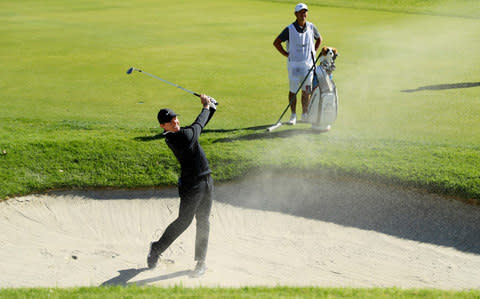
[133,124,309,142]
[204,124,272,133]
[213,127,323,143]
[401,82,480,92]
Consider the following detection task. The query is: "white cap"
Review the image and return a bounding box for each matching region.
[295,3,308,13]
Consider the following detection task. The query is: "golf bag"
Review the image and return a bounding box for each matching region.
[306,65,338,132]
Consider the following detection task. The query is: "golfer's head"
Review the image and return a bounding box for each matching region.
[158,108,180,132]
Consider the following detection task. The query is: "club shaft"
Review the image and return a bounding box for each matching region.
[128,67,218,105]
[139,70,200,97]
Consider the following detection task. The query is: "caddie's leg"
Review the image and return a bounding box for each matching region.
[289,92,296,113]
[288,92,297,125]
[301,85,312,119]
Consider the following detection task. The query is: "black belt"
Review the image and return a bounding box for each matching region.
[179,173,210,185]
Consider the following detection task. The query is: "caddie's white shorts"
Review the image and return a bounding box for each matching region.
[287,61,313,93]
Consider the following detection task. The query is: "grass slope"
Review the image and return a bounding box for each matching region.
[1,0,479,203]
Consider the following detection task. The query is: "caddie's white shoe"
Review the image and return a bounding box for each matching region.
[301,113,308,121]
[287,114,296,125]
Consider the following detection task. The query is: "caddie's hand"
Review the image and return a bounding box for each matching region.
[200,94,211,108]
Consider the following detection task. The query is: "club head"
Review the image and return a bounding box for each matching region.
[267,122,282,132]
[126,67,135,75]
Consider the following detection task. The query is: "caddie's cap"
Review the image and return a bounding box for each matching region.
[157,108,177,124]
[295,3,308,12]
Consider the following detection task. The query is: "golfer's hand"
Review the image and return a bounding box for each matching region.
[200,94,211,109]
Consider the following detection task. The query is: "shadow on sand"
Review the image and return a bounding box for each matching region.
[92,171,480,286]
[101,268,148,286]
[82,172,480,257]
[213,172,480,255]
[101,268,193,286]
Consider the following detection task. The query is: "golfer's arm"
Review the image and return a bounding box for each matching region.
[190,108,211,139]
[273,38,288,57]
[205,107,215,126]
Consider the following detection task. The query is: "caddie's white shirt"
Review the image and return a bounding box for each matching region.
[286,22,315,63]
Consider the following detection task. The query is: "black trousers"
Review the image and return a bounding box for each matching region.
[153,174,213,261]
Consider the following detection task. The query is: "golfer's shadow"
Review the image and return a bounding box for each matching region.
[101,267,192,286]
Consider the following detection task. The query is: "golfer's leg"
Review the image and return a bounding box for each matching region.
[194,176,213,261]
[153,187,199,255]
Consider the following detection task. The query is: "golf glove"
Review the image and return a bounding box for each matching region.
[208,97,218,110]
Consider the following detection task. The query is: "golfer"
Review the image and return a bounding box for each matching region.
[147,94,216,277]
[273,3,322,125]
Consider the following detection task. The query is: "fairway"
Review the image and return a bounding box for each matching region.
[1,0,479,201]
[1,0,480,295]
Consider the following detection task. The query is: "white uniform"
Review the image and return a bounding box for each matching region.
[286,22,316,93]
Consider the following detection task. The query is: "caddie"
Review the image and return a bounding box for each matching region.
[273,3,322,125]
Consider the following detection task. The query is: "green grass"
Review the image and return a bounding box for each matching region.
[1,0,479,202]
[1,286,480,299]
[1,0,480,296]
[268,0,480,18]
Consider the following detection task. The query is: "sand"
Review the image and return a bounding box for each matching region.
[1,173,479,289]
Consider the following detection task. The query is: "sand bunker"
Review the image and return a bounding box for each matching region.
[1,173,479,289]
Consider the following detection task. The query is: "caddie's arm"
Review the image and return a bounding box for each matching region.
[315,37,322,52]
[273,38,288,58]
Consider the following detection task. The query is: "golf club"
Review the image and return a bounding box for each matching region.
[126,67,218,106]
[267,52,320,132]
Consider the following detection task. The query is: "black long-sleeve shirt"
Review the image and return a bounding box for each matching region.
[164,107,215,181]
